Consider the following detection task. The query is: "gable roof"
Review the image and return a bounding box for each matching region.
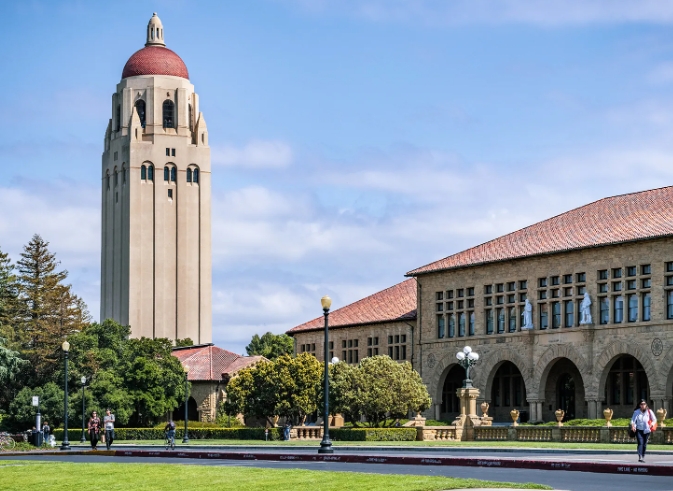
[287,278,417,335]
[172,344,265,381]
[407,185,673,276]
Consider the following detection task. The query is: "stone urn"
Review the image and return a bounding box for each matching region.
[603,408,614,427]
[656,408,667,428]
[481,402,490,418]
[272,415,280,427]
[555,409,565,427]
[510,409,520,427]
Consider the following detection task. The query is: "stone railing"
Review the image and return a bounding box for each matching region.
[609,427,635,444]
[664,428,673,444]
[516,426,553,441]
[474,426,508,441]
[561,427,600,443]
[416,426,458,441]
[292,426,323,440]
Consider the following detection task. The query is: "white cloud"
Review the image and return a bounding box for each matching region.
[212,139,293,168]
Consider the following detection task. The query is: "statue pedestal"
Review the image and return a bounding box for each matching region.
[452,387,482,440]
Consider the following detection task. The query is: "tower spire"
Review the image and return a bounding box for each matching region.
[146,13,166,47]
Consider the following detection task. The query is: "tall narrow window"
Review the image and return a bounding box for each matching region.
[565,300,574,327]
[141,165,147,180]
[642,293,651,322]
[508,307,516,332]
[437,315,445,338]
[187,168,193,183]
[193,168,199,183]
[469,312,475,336]
[148,165,154,182]
[114,170,118,187]
[668,291,673,319]
[497,308,505,333]
[115,104,121,131]
[600,297,609,324]
[614,296,624,323]
[188,103,193,132]
[135,99,146,128]
[458,312,465,337]
[552,302,561,328]
[448,315,455,338]
[628,294,638,322]
[164,166,169,181]
[539,304,548,329]
[162,100,175,128]
[486,309,493,334]
[170,166,176,182]
[122,166,126,184]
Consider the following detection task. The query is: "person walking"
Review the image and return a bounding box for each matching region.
[41,421,51,441]
[87,411,101,450]
[631,399,656,462]
[104,408,116,450]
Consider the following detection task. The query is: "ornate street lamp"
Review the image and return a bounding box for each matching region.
[60,340,71,451]
[80,376,87,443]
[182,364,190,444]
[455,346,480,388]
[318,295,333,454]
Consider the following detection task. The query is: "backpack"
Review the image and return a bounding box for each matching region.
[649,410,657,432]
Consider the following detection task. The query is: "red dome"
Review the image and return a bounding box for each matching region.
[122,46,189,80]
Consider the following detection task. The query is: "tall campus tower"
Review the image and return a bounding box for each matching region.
[100,13,212,343]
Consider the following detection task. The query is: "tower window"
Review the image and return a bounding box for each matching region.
[162,100,175,128]
[148,165,154,182]
[164,166,169,182]
[166,148,170,157]
[106,172,110,189]
[171,148,175,157]
[141,165,146,180]
[193,168,199,183]
[135,100,146,128]
[189,104,193,132]
[168,189,173,199]
[114,171,118,187]
[187,168,192,183]
[115,104,121,132]
[170,167,176,182]
[122,166,126,184]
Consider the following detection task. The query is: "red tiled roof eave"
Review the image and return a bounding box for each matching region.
[407,186,673,276]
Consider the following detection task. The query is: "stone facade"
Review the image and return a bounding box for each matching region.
[418,237,673,422]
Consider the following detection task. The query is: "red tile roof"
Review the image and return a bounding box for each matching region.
[122,46,189,79]
[172,344,264,382]
[407,186,673,276]
[287,278,417,334]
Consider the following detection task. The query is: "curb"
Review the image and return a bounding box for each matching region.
[106,449,673,477]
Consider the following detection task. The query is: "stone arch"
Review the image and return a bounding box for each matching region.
[424,353,461,409]
[534,344,590,398]
[593,341,661,399]
[658,343,673,413]
[473,347,534,401]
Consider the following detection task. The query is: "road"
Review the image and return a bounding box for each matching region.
[3,453,673,491]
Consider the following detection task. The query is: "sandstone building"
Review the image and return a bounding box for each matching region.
[289,186,673,423]
[100,13,212,343]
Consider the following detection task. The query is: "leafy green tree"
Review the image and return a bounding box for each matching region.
[15,235,90,385]
[0,247,20,344]
[328,361,361,423]
[0,337,27,410]
[245,332,294,360]
[9,382,69,429]
[175,338,194,347]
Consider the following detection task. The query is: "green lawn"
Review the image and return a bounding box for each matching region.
[0,460,550,490]
[68,439,673,451]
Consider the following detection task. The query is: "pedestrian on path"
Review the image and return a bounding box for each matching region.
[631,399,656,462]
[104,408,116,450]
[87,411,101,450]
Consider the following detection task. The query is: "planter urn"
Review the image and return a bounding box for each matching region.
[555,409,565,427]
[510,409,520,427]
[656,408,667,428]
[480,402,489,418]
[603,408,613,427]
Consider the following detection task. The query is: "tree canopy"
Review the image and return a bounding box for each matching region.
[245,332,294,360]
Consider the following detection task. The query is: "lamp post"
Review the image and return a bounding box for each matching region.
[60,340,71,451]
[80,376,87,443]
[182,364,190,444]
[318,295,333,454]
[455,346,480,388]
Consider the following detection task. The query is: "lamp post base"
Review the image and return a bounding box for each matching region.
[60,442,71,451]
[318,437,333,454]
[80,433,86,443]
[182,437,189,444]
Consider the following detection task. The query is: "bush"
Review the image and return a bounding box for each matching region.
[53,427,282,441]
[153,421,223,429]
[330,428,416,441]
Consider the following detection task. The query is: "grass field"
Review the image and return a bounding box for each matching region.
[67,439,673,451]
[0,460,550,491]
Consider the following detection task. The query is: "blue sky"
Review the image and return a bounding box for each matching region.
[3,0,673,354]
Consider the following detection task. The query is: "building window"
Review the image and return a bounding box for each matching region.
[627,280,636,290]
[172,148,176,157]
[469,312,475,336]
[188,103,193,132]
[668,291,673,319]
[539,291,547,300]
[163,100,175,128]
[448,315,455,338]
[135,100,146,128]
[641,264,651,275]
[486,309,493,334]
[565,300,574,328]
[519,280,527,290]
[642,278,651,289]
[436,291,443,301]
[628,294,638,322]
[458,312,466,337]
[599,269,609,280]
[613,281,622,292]
[497,308,505,334]
[552,302,561,328]
[551,276,560,286]
[539,304,548,329]
[563,274,572,284]
[115,104,121,131]
[496,283,504,293]
[613,268,622,279]
[166,148,170,157]
[508,307,516,332]
[485,285,493,294]
[600,297,609,324]
[642,293,651,322]
[447,302,453,310]
[627,266,637,277]
[164,166,169,181]
[388,335,406,360]
[457,289,464,297]
[170,167,176,182]
[519,293,527,303]
[467,287,474,296]
[577,285,586,295]
[667,261,673,273]
[367,337,379,357]
[437,315,445,338]
[168,189,173,199]
[436,302,444,312]
[447,290,454,299]
[148,165,154,181]
[577,272,586,283]
[507,282,516,291]
[187,168,193,183]
[614,296,624,323]
[564,287,573,297]
[539,278,547,288]
[599,283,608,293]
[141,165,147,180]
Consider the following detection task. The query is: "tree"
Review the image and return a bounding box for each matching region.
[15,235,90,385]
[245,332,294,360]
[0,247,20,344]
[9,382,68,429]
[332,356,431,427]
[0,337,27,410]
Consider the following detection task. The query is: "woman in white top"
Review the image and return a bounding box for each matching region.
[630,399,655,462]
[104,409,115,451]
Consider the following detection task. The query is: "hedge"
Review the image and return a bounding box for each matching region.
[330,428,417,441]
[53,427,282,441]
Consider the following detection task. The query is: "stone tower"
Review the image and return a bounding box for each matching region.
[100,13,212,343]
